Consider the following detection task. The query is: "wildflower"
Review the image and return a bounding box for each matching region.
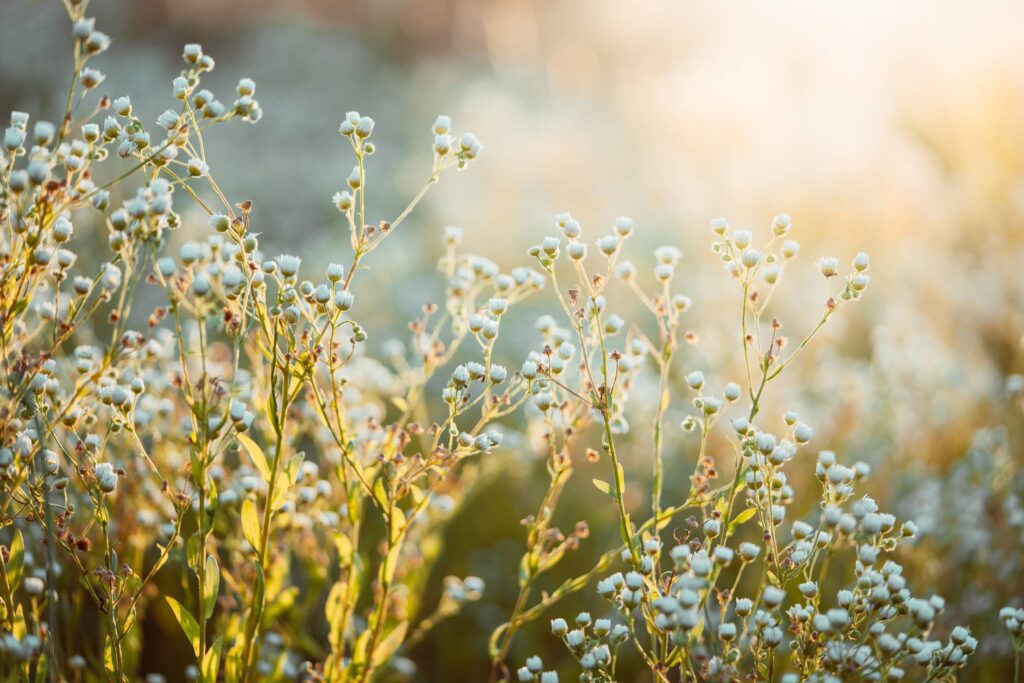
[817,257,839,278]
[489,365,507,383]
[614,216,634,237]
[85,30,111,54]
[182,43,203,64]
[347,166,362,189]
[112,96,132,116]
[3,126,24,152]
[278,255,302,277]
[654,245,682,265]
[80,67,105,89]
[596,235,620,255]
[187,157,210,177]
[794,422,813,444]
[741,249,762,269]
[460,132,482,159]
[94,463,119,493]
[762,586,785,609]
[72,18,95,40]
[333,191,353,212]
[772,213,791,236]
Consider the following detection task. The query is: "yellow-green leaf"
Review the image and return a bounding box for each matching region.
[371,621,408,665]
[389,508,406,543]
[6,530,24,593]
[202,635,223,683]
[252,562,266,627]
[333,533,353,566]
[203,555,220,620]
[592,479,612,496]
[326,581,347,650]
[382,543,402,584]
[408,484,424,506]
[728,507,758,533]
[237,433,271,482]
[165,596,201,657]
[372,477,388,510]
[241,499,261,552]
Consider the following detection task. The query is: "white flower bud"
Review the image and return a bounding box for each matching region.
[817,257,839,278]
[732,230,752,249]
[187,157,209,177]
[794,422,813,444]
[94,462,119,493]
[771,213,791,236]
[567,242,587,261]
[654,246,681,265]
[614,216,634,237]
[741,249,761,269]
[334,290,354,311]
[761,586,784,609]
[596,235,620,255]
[432,115,451,135]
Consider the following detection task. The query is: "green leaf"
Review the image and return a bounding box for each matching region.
[371,621,408,665]
[251,562,266,628]
[714,495,728,516]
[728,507,758,533]
[382,543,402,584]
[407,483,424,506]
[151,543,171,576]
[237,432,271,482]
[372,477,389,510]
[241,499,261,552]
[189,449,204,484]
[203,555,219,620]
[187,532,202,574]
[269,478,289,512]
[389,508,406,543]
[6,530,25,593]
[350,629,371,667]
[286,451,305,485]
[326,581,347,651]
[202,635,223,683]
[165,596,201,657]
[333,533,353,566]
[591,479,612,496]
[104,637,116,677]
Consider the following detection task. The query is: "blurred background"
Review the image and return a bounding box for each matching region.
[2,0,1023,679]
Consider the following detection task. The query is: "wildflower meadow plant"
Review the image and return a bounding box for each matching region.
[0,2,1019,682]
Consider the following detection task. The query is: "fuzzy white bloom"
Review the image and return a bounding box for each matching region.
[94,462,119,493]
